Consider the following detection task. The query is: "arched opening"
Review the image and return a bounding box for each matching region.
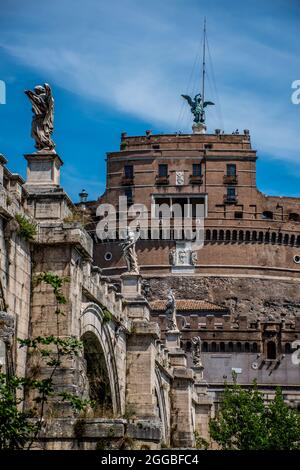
[219,230,224,241]
[278,233,283,244]
[206,229,211,241]
[265,232,270,243]
[252,231,257,242]
[238,230,244,242]
[252,342,258,353]
[271,232,277,244]
[212,230,218,241]
[297,235,300,246]
[285,343,291,354]
[226,230,231,241]
[236,342,242,353]
[245,231,251,242]
[228,342,233,352]
[290,235,295,245]
[266,341,277,360]
[202,342,208,352]
[283,234,289,245]
[244,342,250,353]
[232,230,237,242]
[258,231,264,243]
[211,342,217,352]
[220,342,225,352]
[82,331,113,416]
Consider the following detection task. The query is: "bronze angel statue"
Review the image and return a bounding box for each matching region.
[181,93,214,124]
[24,83,55,151]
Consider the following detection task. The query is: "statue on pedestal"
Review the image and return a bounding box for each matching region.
[120,229,139,274]
[181,93,214,124]
[192,336,203,367]
[165,288,178,331]
[25,83,55,151]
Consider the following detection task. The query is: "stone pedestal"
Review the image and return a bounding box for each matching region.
[192,122,206,134]
[121,272,142,298]
[165,329,181,351]
[25,151,63,187]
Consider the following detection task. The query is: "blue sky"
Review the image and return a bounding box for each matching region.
[0,0,299,201]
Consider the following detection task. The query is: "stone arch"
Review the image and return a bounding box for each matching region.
[155,368,169,443]
[80,303,121,415]
[225,230,231,241]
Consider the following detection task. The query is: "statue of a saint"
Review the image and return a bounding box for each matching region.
[191,336,202,367]
[165,288,178,331]
[181,93,214,124]
[120,229,139,274]
[24,83,55,151]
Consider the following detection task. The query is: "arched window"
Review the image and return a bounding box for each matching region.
[212,230,218,241]
[236,342,242,352]
[244,342,250,352]
[297,235,300,246]
[219,230,224,241]
[258,231,264,243]
[232,230,237,242]
[228,342,233,352]
[290,235,295,246]
[252,231,257,242]
[271,232,277,244]
[245,231,251,242]
[220,342,225,352]
[206,229,211,241]
[278,233,283,244]
[267,341,277,360]
[202,342,208,352]
[285,343,291,354]
[226,230,231,241]
[252,342,258,353]
[239,230,244,242]
[265,232,270,243]
[283,234,289,245]
[289,213,300,222]
[211,342,217,352]
[262,211,273,220]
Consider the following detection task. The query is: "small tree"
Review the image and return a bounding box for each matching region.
[0,272,93,450]
[209,376,300,450]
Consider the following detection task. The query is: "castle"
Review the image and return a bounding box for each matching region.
[0,86,300,449]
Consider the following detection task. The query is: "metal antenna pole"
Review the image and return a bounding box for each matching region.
[202,17,206,103]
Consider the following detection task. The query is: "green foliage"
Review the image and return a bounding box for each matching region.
[102,308,112,323]
[33,272,69,306]
[15,214,37,241]
[0,272,93,450]
[194,431,209,450]
[209,379,300,450]
[0,374,38,450]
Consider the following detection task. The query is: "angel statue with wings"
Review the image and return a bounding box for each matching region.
[24,83,55,151]
[181,93,214,124]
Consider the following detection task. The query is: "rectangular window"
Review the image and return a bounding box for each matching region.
[158,164,168,177]
[124,165,133,178]
[192,164,201,177]
[124,188,133,204]
[227,187,236,199]
[234,211,243,219]
[227,164,236,176]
